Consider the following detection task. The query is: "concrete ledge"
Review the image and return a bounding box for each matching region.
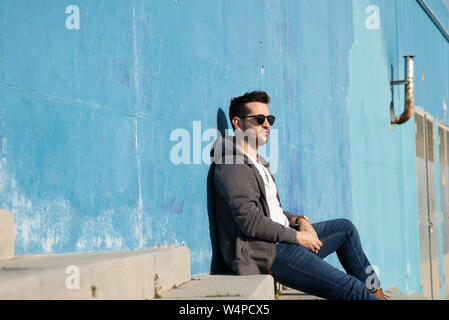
[384,286,429,300]
[150,246,191,295]
[277,286,429,300]
[0,209,14,260]
[161,274,275,300]
[0,245,190,299]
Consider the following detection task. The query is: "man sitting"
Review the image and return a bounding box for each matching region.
[210,91,386,300]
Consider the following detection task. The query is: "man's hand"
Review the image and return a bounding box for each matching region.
[296,230,322,254]
[297,218,318,238]
[292,215,322,253]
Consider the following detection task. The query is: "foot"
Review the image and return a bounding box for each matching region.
[370,288,387,300]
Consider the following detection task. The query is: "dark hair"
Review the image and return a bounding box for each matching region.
[229,91,270,130]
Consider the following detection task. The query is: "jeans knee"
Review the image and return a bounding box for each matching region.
[338,218,358,235]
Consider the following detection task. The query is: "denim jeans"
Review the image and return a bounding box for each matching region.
[270,218,381,300]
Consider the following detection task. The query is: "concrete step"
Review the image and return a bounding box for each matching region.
[277,286,429,300]
[0,245,190,299]
[384,286,428,300]
[160,274,275,300]
[277,288,323,300]
[0,209,14,260]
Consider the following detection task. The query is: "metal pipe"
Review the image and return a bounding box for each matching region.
[391,56,415,125]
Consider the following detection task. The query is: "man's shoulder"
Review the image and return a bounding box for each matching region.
[214,161,257,184]
[214,161,252,174]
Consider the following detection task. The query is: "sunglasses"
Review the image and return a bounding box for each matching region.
[240,114,276,126]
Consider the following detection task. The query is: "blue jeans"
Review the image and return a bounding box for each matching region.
[270,218,381,300]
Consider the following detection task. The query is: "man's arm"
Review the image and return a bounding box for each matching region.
[214,163,297,244]
[283,210,296,227]
[284,211,309,229]
[286,213,322,253]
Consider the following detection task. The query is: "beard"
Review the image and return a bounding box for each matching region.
[234,127,268,148]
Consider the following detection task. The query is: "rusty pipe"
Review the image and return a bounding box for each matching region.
[391,55,415,125]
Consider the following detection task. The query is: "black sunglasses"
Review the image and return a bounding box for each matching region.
[240,114,275,126]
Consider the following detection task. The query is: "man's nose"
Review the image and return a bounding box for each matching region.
[262,118,270,128]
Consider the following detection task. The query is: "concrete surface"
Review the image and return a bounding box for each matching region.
[384,286,429,300]
[277,286,430,300]
[160,274,275,300]
[278,288,324,300]
[151,246,191,296]
[0,209,14,260]
[0,245,190,299]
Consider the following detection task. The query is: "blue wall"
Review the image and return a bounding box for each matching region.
[1,0,449,296]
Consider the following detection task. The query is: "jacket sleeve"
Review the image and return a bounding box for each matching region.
[282,210,298,227]
[214,163,298,244]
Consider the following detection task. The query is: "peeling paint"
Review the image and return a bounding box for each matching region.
[76,208,124,251]
[0,158,7,194]
[1,138,6,156]
[2,158,74,254]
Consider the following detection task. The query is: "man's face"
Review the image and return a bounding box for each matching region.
[237,102,271,147]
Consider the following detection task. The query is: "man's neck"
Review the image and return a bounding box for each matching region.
[236,141,258,161]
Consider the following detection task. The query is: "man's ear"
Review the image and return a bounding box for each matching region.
[231,117,241,130]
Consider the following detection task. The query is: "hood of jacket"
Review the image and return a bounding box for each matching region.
[210,135,270,167]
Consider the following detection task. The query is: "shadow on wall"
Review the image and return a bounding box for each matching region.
[207,108,233,274]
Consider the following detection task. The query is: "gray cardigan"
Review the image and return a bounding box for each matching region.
[211,136,299,275]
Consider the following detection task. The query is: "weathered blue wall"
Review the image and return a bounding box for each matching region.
[399,0,449,299]
[1,0,449,297]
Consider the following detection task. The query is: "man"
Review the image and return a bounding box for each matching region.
[211,91,386,300]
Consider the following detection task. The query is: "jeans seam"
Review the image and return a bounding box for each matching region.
[316,229,370,286]
[320,229,367,281]
[348,236,368,281]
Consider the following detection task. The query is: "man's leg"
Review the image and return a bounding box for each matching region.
[270,219,380,300]
[313,218,380,289]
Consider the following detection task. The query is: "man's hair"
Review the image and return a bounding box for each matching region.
[229,91,270,130]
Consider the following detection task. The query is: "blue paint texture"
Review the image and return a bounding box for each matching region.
[1,0,449,297]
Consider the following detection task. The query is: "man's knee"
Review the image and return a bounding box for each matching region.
[337,218,358,235]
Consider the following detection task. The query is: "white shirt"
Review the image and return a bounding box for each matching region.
[245,153,290,228]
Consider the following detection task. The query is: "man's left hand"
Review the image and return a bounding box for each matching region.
[295,216,318,239]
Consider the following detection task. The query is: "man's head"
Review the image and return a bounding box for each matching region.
[229,91,274,147]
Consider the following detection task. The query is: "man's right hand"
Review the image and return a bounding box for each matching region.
[296,231,323,254]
